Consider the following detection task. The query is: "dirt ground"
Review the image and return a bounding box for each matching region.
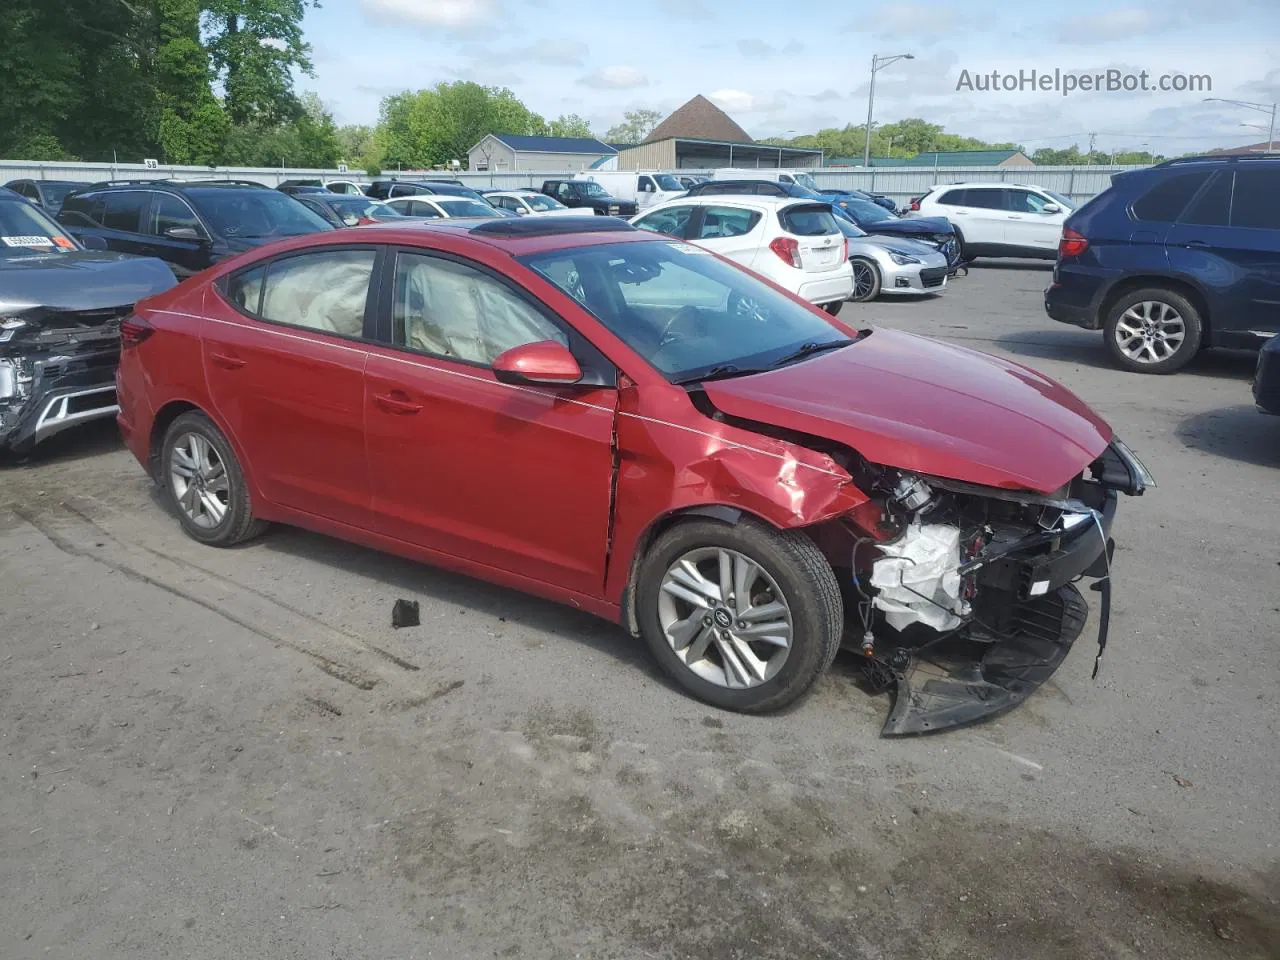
[2,261,1278,959]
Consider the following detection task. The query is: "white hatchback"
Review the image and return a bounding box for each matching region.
[910,182,1075,261]
[631,196,852,312]
[484,190,596,218]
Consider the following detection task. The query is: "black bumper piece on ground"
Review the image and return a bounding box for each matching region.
[880,584,1091,736]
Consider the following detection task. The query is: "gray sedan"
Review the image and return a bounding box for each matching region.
[838,220,950,301]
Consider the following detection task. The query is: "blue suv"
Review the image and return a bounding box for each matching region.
[1044,155,1280,373]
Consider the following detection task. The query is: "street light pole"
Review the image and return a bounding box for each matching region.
[1204,97,1277,152]
[863,53,913,167]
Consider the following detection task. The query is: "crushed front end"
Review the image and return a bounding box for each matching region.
[834,440,1152,736]
[0,307,129,454]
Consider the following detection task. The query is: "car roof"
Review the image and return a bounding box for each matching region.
[660,194,817,209]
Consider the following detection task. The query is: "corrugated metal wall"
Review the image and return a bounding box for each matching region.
[1,159,1141,206]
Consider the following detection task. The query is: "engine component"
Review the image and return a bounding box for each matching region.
[889,473,935,513]
[869,521,968,632]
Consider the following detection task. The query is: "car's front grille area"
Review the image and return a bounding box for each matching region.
[921,266,947,288]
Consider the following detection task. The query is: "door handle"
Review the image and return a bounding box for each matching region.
[372,391,423,415]
[1182,240,1209,248]
[1007,215,1024,220]
[210,352,246,370]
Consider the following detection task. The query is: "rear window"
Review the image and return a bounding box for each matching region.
[779,204,839,236]
[1131,171,1211,223]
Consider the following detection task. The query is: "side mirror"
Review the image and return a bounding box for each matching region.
[79,234,109,251]
[165,226,202,241]
[1041,203,1062,214]
[341,215,360,226]
[516,207,529,215]
[492,341,582,386]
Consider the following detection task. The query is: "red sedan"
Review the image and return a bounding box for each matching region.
[116,217,1152,734]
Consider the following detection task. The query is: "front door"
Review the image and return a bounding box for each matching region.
[140,192,210,277]
[1002,188,1067,254]
[202,245,380,527]
[363,248,617,597]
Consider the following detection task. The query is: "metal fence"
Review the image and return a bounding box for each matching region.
[1,159,1143,208]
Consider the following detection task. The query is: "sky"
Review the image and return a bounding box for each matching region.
[302,0,1280,156]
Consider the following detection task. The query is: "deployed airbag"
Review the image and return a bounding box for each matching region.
[869,521,968,631]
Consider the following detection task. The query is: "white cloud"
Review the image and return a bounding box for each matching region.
[1058,8,1175,43]
[736,38,806,57]
[360,0,496,29]
[579,66,649,89]
[846,2,962,43]
[708,89,790,115]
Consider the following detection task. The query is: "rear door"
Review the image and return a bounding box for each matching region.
[953,187,1007,245]
[203,245,380,527]
[688,203,765,269]
[1166,167,1280,339]
[96,190,152,256]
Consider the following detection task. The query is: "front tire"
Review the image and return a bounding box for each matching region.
[822,301,842,316]
[850,257,882,302]
[635,518,843,713]
[161,411,266,546]
[1103,287,1202,374]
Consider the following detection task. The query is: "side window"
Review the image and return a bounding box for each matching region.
[390,183,414,198]
[16,182,38,200]
[1180,172,1232,227]
[59,192,105,227]
[226,264,267,314]
[1131,171,1210,223]
[779,174,795,184]
[938,189,969,205]
[634,205,696,238]
[964,189,1003,210]
[638,175,656,193]
[1007,190,1052,214]
[696,206,761,239]
[411,200,442,218]
[1230,168,1280,230]
[393,252,567,366]
[102,191,148,231]
[259,249,376,337]
[149,193,203,236]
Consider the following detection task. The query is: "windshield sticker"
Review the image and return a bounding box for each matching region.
[668,242,709,255]
[51,236,76,249]
[2,235,55,247]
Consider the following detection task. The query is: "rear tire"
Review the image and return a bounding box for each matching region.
[823,301,842,316]
[635,518,843,714]
[850,257,882,302]
[161,411,266,546]
[1103,287,1202,374]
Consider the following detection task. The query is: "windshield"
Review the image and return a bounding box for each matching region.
[842,196,897,222]
[1045,190,1076,210]
[189,188,331,237]
[439,198,498,218]
[330,196,402,219]
[653,174,684,191]
[0,197,79,256]
[521,240,847,382]
[523,194,563,211]
[791,173,820,191]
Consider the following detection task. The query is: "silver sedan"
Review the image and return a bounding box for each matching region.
[839,223,951,302]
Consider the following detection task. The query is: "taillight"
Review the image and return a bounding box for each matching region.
[1059,227,1088,258]
[909,197,921,211]
[357,216,377,225]
[841,237,849,260]
[120,314,154,349]
[769,236,802,268]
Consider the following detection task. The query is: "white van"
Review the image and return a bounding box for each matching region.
[572,171,686,210]
[712,168,821,192]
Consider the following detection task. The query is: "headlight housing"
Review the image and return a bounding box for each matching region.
[888,251,921,266]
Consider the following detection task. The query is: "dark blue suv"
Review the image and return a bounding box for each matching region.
[1044,155,1280,373]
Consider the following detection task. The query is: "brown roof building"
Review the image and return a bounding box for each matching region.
[1206,139,1278,156]
[617,95,822,171]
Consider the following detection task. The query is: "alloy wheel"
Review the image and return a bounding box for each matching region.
[1113,300,1186,364]
[657,547,793,689]
[169,432,230,529]
[852,261,877,300]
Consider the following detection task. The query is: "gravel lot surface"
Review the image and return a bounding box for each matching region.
[2,260,1277,959]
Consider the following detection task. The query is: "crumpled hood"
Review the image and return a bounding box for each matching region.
[702,329,1113,493]
[869,216,952,236]
[851,235,946,261]
[0,251,176,312]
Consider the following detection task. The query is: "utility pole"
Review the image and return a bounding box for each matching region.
[863,53,914,167]
[1204,97,1277,153]
[1087,132,1096,163]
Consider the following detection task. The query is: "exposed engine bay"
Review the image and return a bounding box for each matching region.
[832,441,1152,735]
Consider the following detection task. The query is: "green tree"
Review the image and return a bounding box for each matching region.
[154,0,228,164]
[604,108,661,144]
[549,114,595,138]
[202,0,317,125]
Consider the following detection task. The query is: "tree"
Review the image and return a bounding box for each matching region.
[604,108,661,144]
[202,0,317,125]
[154,0,228,164]
[549,114,595,138]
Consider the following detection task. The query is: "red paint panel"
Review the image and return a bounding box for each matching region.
[703,329,1113,494]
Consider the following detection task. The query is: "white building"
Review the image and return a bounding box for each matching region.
[467,134,617,173]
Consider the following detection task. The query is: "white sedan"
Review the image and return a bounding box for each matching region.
[383,196,505,219]
[630,195,852,312]
[484,190,596,218]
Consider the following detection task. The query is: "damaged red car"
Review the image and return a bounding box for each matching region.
[116,217,1152,735]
